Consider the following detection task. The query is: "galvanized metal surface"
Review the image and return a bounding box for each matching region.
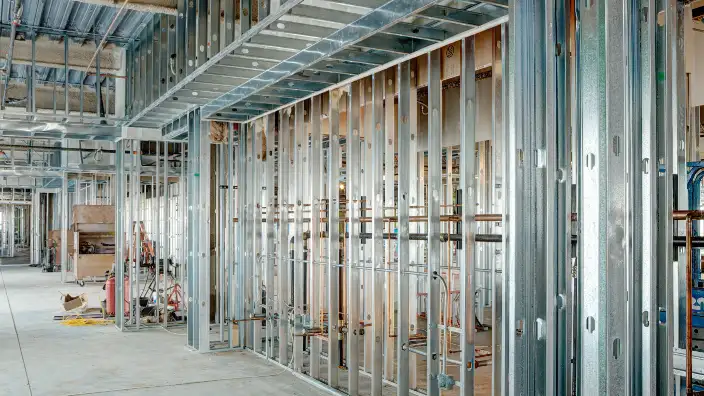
[1,0,147,93]
[123,0,507,130]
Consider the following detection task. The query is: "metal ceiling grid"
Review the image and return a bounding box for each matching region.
[125,0,508,133]
[0,117,121,140]
[1,0,151,91]
[2,64,113,91]
[1,0,151,42]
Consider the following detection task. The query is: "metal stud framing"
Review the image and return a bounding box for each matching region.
[396,61,411,396]
[252,117,264,354]
[310,94,322,379]
[187,110,211,351]
[264,113,276,358]
[328,89,342,388]
[119,0,692,391]
[426,50,442,396]
[347,80,362,396]
[370,71,385,396]
[293,101,306,371]
[278,108,291,364]
[459,36,476,395]
[120,0,507,129]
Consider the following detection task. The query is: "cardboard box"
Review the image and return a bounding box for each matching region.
[61,293,88,312]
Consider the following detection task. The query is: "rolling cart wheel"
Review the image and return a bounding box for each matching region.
[77,280,85,287]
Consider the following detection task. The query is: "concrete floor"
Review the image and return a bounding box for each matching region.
[0,265,327,396]
[0,247,32,265]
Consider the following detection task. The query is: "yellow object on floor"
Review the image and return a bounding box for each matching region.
[60,316,114,326]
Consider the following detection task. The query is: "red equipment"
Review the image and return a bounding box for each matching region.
[106,276,130,315]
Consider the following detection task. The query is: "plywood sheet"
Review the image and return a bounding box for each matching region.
[74,254,114,279]
[416,29,494,87]
[72,205,115,232]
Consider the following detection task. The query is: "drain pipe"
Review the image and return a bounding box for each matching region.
[1,0,23,110]
[2,1,23,104]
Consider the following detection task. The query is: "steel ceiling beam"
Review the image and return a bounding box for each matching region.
[227,15,508,126]
[129,0,506,130]
[202,0,445,118]
[418,6,497,26]
[126,0,306,127]
[0,23,134,45]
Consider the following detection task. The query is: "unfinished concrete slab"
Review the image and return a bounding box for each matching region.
[0,265,327,396]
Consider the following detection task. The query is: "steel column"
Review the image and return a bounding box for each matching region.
[640,0,658,391]
[237,122,249,348]
[113,139,129,330]
[577,0,638,392]
[163,141,170,329]
[278,108,292,364]
[60,172,68,283]
[363,76,374,374]
[384,66,396,384]
[310,94,322,379]
[347,80,362,396]
[328,89,342,388]
[408,61,420,391]
[545,0,571,392]
[370,71,385,396]
[505,0,549,392]
[264,114,276,358]
[252,118,264,353]
[293,101,306,371]
[668,0,684,393]
[396,60,411,396]
[227,124,235,348]
[187,110,211,352]
[459,36,476,396]
[491,24,505,396]
[30,190,40,265]
[426,50,441,396]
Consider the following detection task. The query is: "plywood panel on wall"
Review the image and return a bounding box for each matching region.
[72,205,115,226]
[416,29,494,87]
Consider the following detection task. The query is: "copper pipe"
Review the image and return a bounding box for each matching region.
[674,210,692,221]
[674,209,704,396]
[234,214,502,223]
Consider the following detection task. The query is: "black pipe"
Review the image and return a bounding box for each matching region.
[673,236,704,248]
[310,231,704,248]
[312,231,503,242]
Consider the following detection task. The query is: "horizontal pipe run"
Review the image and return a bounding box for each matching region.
[0,144,119,153]
[234,214,502,223]
[673,210,704,221]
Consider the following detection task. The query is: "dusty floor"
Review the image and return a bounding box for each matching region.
[0,265,327,396]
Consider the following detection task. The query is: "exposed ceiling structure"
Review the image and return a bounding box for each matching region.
[127,0,509,131]
[1,0,702,143]
[0,0,510,140]
[0,0,152,138]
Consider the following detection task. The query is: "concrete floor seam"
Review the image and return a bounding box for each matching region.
[0,265,34,396]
